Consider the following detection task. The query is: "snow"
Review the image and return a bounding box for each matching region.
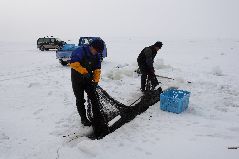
[0,38,239,159]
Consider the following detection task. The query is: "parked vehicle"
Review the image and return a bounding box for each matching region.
[37,37,66,51]
[56,37,107,66]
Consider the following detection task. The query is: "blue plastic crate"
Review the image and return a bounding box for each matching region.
[160,89,190,114]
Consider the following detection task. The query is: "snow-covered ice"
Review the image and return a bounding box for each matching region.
[0,38,239,159]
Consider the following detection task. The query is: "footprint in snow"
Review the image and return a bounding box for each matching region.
[118,143,124,147]
[229,127,239,132]
[135,146,143,151]
[48,91,53,96]
[145,152,152,156]
[211,66,224,76]
[0,132,10,141]
[33,108,43,115]
[27,82,41,88]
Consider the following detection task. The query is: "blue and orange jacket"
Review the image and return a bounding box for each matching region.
[70,45,101,83]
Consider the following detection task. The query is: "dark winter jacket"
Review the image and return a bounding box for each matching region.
[137,46,157,70]
[70,45,101,82]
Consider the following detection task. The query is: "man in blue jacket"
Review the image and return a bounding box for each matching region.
[70,39,108,137]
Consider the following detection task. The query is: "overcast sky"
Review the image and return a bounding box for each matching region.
[0,0,239,42]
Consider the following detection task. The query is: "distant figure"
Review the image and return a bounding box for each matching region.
[70,39,109,138]
[137,41,163,92]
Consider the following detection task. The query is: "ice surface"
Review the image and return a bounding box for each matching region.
[0,38,239,159]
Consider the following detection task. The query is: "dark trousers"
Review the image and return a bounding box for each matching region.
[139,65,147,91]
[71,69,108,137]
[138,63,158,91]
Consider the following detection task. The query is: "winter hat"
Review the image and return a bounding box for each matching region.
[154,41,163,48]
[90,39,105,53]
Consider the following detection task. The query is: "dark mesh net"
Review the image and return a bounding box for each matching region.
[87,84,162,138]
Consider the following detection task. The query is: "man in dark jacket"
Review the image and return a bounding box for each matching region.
[70,39,106,131]
[137,41,163,92]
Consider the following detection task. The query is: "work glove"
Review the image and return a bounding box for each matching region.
[92,82,98,87]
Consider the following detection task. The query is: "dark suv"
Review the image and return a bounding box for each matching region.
[37,37,66,51]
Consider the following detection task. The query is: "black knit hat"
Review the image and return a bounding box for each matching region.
[154,41,163,48]
[90,39,105,53]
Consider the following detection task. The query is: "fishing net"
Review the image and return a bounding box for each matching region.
[87,82,162,138]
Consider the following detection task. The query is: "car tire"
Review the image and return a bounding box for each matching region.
[40,46,45,51]
[56,46,60,51]
[59,59,68,66]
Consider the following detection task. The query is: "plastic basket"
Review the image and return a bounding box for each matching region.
[160,89,190,114]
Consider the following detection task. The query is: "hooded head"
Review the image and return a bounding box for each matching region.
[89,39,105,55]
[153,41,163,51]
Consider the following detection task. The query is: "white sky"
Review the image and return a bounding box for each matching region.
[0,0,239,41]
